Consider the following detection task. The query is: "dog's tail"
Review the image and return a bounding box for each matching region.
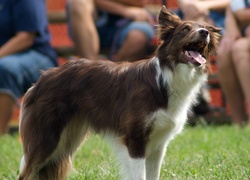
[18,86,72,180]
[18,155,71,180]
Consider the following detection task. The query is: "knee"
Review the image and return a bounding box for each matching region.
[69,0,94,16]
[0,62,19,89]
[126,30,148,47]
[216,49,232,73]
[0,63,12,79]
[231,38,249,62]
[232,38,247,52]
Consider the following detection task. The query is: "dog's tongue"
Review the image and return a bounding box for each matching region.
[189,51,206,64]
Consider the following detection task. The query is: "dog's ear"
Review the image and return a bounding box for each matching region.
[206,25,222,34]
[206,25,222,55]
[158,6,181,28]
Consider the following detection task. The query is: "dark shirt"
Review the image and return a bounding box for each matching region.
[0,0,58,66]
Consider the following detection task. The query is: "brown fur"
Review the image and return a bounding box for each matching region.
[19,6,221,180]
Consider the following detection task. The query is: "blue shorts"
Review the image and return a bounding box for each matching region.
[66,5,156,58]
[96,13,155,48]
[0,50,56,102]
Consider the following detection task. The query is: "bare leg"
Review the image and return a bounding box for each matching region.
[114,30,148,62]
[217,45,247,126]
[69,0,99,60]
[0,93,15,135]
[232,38,250,125]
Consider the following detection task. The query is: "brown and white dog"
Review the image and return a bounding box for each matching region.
[18,6,220,180]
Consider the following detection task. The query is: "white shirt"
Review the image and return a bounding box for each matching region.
[231,0,250,12]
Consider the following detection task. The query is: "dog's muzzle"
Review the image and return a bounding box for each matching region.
[198,28,210,43]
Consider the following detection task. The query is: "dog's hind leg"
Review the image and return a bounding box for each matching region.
[39,116,90,179]
[36,155,72,180]
[43,116,89,179]
[18,141,71,180]
[19,116,89,180]
[19,154,72,180]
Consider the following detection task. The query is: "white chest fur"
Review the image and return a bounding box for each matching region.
[147,60,207,154]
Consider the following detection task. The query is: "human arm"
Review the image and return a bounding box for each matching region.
[194,0,229,11]
[95,0,153,23]
[108,0,144,7]
[234,9,250,28]
[230,0,250,35]
[0,32,35,58]
[218,6,241,53]
[177,0,229,20]
[68,0,99,59]
[0,0,49,59]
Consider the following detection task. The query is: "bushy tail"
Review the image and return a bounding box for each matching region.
[19,155,72,180]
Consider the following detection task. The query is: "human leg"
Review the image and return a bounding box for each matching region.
[114,30,148,61]
[114,21,155,62]
[217,41,247,126]
[231,38,250,125]
[0,94,15,135]
[0,58,20,135]
[68,0,99,60]
[0,50,55,135]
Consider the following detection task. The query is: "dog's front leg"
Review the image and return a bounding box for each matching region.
[109,136,147,180]
[146,145,167,180]
[113,143,146,180]
[124,158,146,180]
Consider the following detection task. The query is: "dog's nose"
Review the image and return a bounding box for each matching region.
[199,29,209,38]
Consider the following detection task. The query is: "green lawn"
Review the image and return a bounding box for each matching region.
[1,125,249,180]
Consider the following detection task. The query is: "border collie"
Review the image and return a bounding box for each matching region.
[18,6,220,180]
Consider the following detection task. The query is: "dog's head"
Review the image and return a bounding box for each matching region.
[156,6,221,71]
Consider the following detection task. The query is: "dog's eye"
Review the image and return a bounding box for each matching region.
[181,26,191,33]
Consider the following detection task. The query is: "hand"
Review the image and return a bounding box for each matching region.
[113,0,145,7]
[181,0,209,20]
[123,7,154,24]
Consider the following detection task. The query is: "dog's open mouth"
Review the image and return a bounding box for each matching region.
[182,41,207,66]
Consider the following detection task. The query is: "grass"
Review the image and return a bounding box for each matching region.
[0,125,249,180]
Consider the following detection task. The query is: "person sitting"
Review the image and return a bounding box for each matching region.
[176,0,229,33]
[67,0,156,61]
[217,0,250,126]
[0,0,58,135]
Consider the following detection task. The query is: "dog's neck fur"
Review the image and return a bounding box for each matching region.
[145,55,207,157]
[155,55,207,102]
[156,56,205,123]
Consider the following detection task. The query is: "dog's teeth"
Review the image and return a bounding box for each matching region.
[185,51,189,56]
